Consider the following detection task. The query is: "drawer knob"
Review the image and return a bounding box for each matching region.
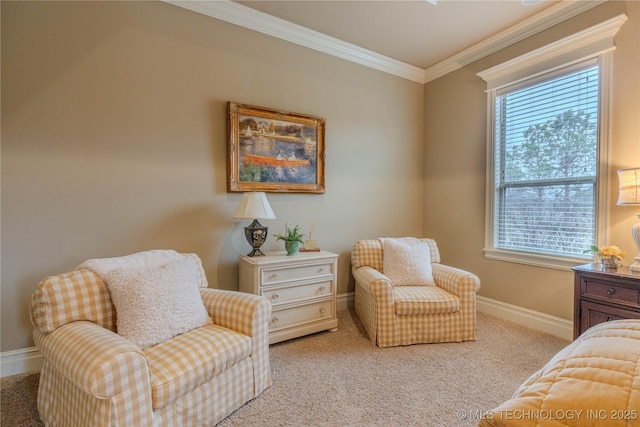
[319,307,326,314]
[271,293,279,300]
[318,267,325,273]
[270,273,279,280]
[271,317,279,324]
[607,288,616,295]
[319,285,326,292]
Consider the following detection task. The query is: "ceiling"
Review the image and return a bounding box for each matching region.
[167,0,607,83]
[237,0,559,70]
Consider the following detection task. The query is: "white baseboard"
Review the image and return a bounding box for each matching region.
[1,347,42,378]
[477,295,573,341]
[0,293,571,378]
[337,291,354,311]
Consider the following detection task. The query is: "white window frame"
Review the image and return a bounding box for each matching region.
[477,14,627,271]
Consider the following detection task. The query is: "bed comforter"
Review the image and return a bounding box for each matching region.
[479,319,640,427]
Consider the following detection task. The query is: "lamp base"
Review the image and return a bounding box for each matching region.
[244,219,268,257]
[247,248,266,257]
[631,215,640,272]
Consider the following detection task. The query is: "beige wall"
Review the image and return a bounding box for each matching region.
[424,0,640,320]
[2,1,638,355]
[1,1,425,352]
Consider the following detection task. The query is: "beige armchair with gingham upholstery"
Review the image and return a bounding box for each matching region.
[30,251,271,427]
[352,238,480,347]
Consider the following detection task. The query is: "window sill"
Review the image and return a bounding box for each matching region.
[483,248,591,271]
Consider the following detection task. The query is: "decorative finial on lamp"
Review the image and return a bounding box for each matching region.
[617,167,640,272]
[233,192,276,257]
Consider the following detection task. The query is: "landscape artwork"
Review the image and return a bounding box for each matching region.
[227,102,325,193]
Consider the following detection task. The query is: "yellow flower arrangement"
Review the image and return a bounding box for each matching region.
[586,245,627,260]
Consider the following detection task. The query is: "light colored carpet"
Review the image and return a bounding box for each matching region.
[1,309,569,426]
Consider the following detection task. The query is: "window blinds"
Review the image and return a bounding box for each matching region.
[494,61,599,258]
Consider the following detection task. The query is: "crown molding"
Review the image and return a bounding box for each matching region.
[424,0,607,83]
[164,0,607,85]
[163,0,426,83]
[477,13,627,89]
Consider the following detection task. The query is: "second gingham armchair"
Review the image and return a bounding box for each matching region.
[352,237,480,347]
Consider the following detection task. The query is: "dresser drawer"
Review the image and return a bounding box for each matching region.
[270,300,334,332]
[263,280,334,307]
[580,301,640,332]
[239,251,339,344]
[581,279,640,308]
[261,262,334,286]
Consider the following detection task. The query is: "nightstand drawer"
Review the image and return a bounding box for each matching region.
[270,300,335,332]
[573,264,640,339]
[582,280,640,308]
[581,301,640,332]
[263,280,333,307]
[261,262,334,286]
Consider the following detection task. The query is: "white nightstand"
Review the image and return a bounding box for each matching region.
[239,250,339,344]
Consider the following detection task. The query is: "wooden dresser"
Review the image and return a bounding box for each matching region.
[239,250,338,344]
[573,263,640,339]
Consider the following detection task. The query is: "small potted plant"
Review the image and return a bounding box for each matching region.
[586,244,627,269]
[274,224,306,256]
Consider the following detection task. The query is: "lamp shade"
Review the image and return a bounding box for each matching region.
[617,167,640,206]
[233,192,276,220]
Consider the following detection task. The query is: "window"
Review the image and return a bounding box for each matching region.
[478,14,627,269]
[494,61,599,259]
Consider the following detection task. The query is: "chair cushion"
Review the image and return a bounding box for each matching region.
[382,238,435,286]
[105,257,211,348]
[394,286,460,315]
[143,324,252,409]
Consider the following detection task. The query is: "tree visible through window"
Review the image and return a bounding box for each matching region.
[494,62,599,258]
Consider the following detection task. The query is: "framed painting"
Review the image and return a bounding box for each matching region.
[227,102,326,193]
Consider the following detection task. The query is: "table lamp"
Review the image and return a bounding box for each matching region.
[233,192,276,257]
[617,167,640,272]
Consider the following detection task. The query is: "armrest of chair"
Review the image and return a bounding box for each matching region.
[33,321,150,400]
[200,289,272,393]
[200,289,271,337]
[352,266,394,299]
[432,264,480,297]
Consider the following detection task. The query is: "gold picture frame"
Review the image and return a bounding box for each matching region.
[227,102,326,193]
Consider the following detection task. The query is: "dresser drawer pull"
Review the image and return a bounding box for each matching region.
[318,267,325,273]
[269,273,279,280]
[607,288,616,295]
[319,307,326,314]
[271,317,279,324]
[318,285,326,292]
[271,293,279,300]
